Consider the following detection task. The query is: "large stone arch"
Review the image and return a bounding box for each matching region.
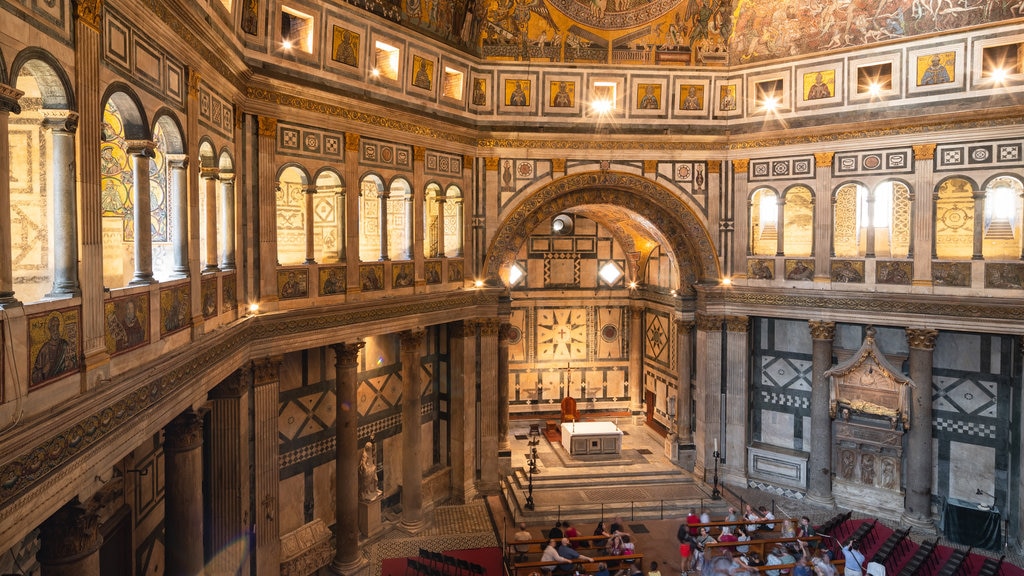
[483,171,721,291]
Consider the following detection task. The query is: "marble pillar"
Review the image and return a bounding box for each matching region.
[203,168,220,272]
[378,190,390,261]
[498,313,512,450]
[127,140,156,286]
[44,112,82,297]
[805,320,836,507]
[400,329,426,531]
[694,314,723,478]
[0,87,24,306]
[478,319,500,494]
[304,186,316,264]
[331,342,366,574]
[449,321,478,503]
[168,156,190,278]
[813,153,835,281]
[208,369,252,576]
[257,117,278,300]
[220,175,237,270]
[252,357,282,575]
[729,159,749,277]
[435,197,447,258]
[911,144,936,283]
[628,303,644,414]
[902,328,939,531]
[722,316,749,486]
[675,319,694,445]
[37,499,102,576]
[164,410,205,576]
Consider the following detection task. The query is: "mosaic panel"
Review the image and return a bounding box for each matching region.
[105,293,149,356]
[749,156,814,181]
[159,284,191,336]
[222,273,237,311]
[276,122,344,161]
[201,276,218,318]
[28,307,81,389]
[936,139,1024,171]
[278,269,310,299]
[424,151,463,177]
[932,262,970,287]
[833,148,913,175]
[360,139,412,169]
[319,266,347,296]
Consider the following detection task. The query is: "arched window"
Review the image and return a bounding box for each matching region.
[782,186,813,257]
[832,183,862,257]
[152,114,187,280]
[443,185,463,257]
[982,176,1023,260]
[835,181,911,258]
[750,188,778,256]
[424,183,442,258]
[315,170,345,262]
[276,165,309,265]
[934,177,975,260]
[388,178,412,260]
[359,174,384,262]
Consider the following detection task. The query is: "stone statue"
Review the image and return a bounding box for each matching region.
[359,441,381,501]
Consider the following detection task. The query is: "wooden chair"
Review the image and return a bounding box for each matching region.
[560,396,580,423]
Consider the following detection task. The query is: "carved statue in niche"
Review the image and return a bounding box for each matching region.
[860,453,876,485]
[881,457,897,489]
[840,449,855,480]
[359,441,381,501]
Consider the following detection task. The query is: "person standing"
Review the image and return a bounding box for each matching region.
[840,540,865,576]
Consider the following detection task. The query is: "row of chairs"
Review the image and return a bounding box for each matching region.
[416,548,486,576]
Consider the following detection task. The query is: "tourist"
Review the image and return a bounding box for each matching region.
[557,537,594,572]
[512,522,533,561]
[549,521,564,540]
[649,561,662,576]
[744,505,762,532]
[781,519,797,538]
[593,521,612,551]
[541,539,571,573]
[694,526,717,569]
[677,532,695,574]
[594,562,611,576]
[700,509,712,525]
[765,545,794,576]
[686,508,701,536]
[758,506,777,530]
[840,539,864,576]
[735,527,751,554]
[722,506,739,535]
[564,520,580,545]
[798,516,816,540]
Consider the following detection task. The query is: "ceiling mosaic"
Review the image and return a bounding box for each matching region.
[400,0,1021,66]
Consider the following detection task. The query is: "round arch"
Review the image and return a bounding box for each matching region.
[101,83,150,140]
[10,48,75,110]
[483,171,720,290]
[152,110,186,155]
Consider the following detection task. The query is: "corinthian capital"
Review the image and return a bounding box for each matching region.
[905,328,939,350]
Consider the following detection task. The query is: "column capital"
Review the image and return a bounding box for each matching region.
[38,499,102,563]
[167,154,189,170]
[252,355,283,387]
[724,315,749,332]
[345,132,360,151]
[695,314,723,332]
[912,143,937,161]
[675,318,695,332]
[188,69,202,96]
[413,146,426,161]
[808,320,836,341]
[706,160,721,174]
[0,85,24,114]
[258,116,277,138]
[450,320,476,339]
[331,341,365,368]
[484,157,500,171]
[124,140,156,158]
[400,328,426,348]
[164,410,203,452]
[200,166,220,180]
[732,159,749,173]
[41,110,80,132]
[73,0,103,31]
[551,157,566,174]
[210,367,252,399]
[476,317,501,336]
[643,159,658,174]
[219,171,236,184]
[499,322,515,343]
[906,328,939,350]
[814,152,835,167]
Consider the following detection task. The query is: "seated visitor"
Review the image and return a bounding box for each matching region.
[563,520,580,545]
[781,519,797,538]
[557,537,594,572]
[512,522,533,562]
[594,562,611,576]
[593,521,611,551]
[734,527,751,554]
[549,522,564,540]
[648,561,662,576]
[541,539,571,574]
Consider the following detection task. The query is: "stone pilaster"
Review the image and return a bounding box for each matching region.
[814,152,835,281]
[331,342,366,575]
[400,329,426,531]
[902,328,939,531]
[498,304,512,449]
[449,321,478,502]
[729,159,749,277]
[258,117,279,301]
[675,319,694,445]
[252,356,282,575]
[345,134,360,292]
[722,315,749,486]
[37,499,102,576]
[43,112,81,297]
[805,320,836,507]
[628,303,644,413]
[694,314,723,477]
[127,140,157,286]
[208,369,252,576]
[0,86,24,307]
[478,318,500,494]
[164,410,205,576]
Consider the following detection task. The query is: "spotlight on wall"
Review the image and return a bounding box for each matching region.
[552,213,574,235]
[474,279,484,288]
[248,302,260,316]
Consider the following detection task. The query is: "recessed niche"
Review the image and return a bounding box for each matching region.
[982,43,1023,78]
[857,63,892,94]
[280,6,313,52]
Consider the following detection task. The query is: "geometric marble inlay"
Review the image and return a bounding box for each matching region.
[934,375,997,417]
[760,356,812,390]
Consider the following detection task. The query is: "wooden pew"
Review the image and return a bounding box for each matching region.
[704,535,824,561]
[510,553,644,576]
[507,534,614,559]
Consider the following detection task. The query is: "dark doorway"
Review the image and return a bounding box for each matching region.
[100,505,132,575]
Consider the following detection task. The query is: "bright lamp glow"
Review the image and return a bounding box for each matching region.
[762,96,778,111]
[591,98,613,114]
[990,68,1008,84]
[868,82,882,96]
[474,279,484,288]
[282,39,293,50]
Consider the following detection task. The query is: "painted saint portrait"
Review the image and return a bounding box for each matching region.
[201,277,218,319]
[719,84,737,111]
[917,52,954,86]
[550,81,575,108]
[29,308,81,388]
[278,269,309,299]
[803,70,834,100]
[331,26,359,67]
[105,294,149,356]
[222,273,238,311]
[360,264,384,291]
[506,79,530,106]
[320,266,347,295]
[679,85,703,111]
[471,78,487,106]
[392,263,414,288]
[160,284,191,336]
[411,55,433,91]
[637,84,661,110]
[425,260,442,284]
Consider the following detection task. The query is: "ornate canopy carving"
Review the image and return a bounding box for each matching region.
[824,326,914,429]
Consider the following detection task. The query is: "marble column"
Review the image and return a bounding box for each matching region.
[902,328,939,531]
[628,303,644,413]
[435,196,447,258]
[333,188,346,262]
[37,499,101,576]
[202,167,220,272]
[805,320,836,507]
[454,198,465,257]
[208,369,251,576]
[478,318,500,494]
[400,329,426,531]
[813,152,835,282]
[43,112,82,297]
[252,357,282,574]
[331,341,366,574]
[378,190,390,261]
[164,410,205,576]
[722,316,749,486]
[0,87,24,306]
[694,314,723,478]
[498,321,512,450]
[675,319,694,445]
[127,140,156,286]
[449,321,478,503]
[971,190,985,261]
[219,174,236,270]
[865,188,877,258]
[168,156,190,278]
[304,186,316,264]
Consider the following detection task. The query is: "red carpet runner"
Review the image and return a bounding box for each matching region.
[381,546,504,576]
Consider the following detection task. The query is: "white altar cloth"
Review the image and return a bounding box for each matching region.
[561,421,623,455]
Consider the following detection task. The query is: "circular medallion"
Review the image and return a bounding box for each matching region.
[863,155,881,169]
[507,325,523,345]
[601,324,618,342]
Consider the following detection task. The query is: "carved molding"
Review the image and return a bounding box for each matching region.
[912,143,936,161]
[38,500,102,563]
[164,411,203,452]
[696,314,723,332]
[808,320,836,341]
[905,328,939,350]
[814,152,834,167]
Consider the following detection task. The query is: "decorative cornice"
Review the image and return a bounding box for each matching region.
[912,144,937,161]
[477,137,723,151]
[808,320,836,341]
[905,328,939,350]
[814,152,834,167]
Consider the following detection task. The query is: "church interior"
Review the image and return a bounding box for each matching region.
[1,0,1024,573]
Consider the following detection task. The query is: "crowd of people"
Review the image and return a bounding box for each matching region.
[512,518,644,575]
